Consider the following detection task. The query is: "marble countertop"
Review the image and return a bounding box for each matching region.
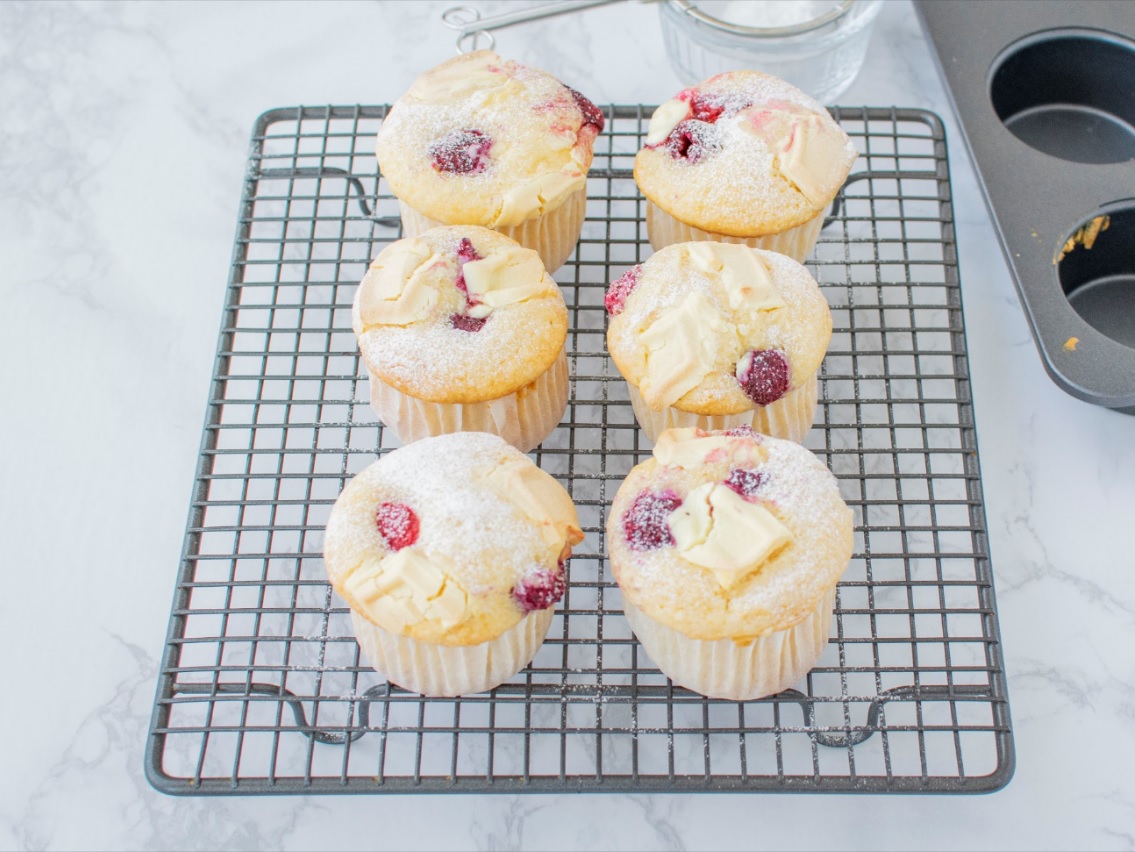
[3,1,1134,849]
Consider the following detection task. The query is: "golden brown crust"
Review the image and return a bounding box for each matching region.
[634,71,856,237]
[353,226,567,404]
[607,429,853,641]
[323,433,583,646]
[376,51,600,228]
[606,243,832,416]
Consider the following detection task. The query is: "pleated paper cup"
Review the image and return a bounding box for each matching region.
[622,587,837,701]
[399,187,586,273]
[368,346,569,452]
[626,372,818,445]
[350,607,554,697]
[645,199,826,263]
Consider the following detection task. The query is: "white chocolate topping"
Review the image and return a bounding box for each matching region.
[775,113,852,205]
[493,170,587,228]
[462,245,549,309]
[652,428,735,468]
[646,98,691,145]
[357,238,440,327]
[669,482,793,589]
[487,456,585,550]
[607,243,832,416]
[409,51,509,102]
[342,548,469,633]
[684,242,785,312]
[638,290,734,409]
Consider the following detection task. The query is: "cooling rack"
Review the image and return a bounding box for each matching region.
[146,105,1014,794]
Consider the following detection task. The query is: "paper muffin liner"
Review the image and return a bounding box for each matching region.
[368,345,569,452]
[399,187,586,273]
[350,607,554,697]
[622,587,837,701]
[625,372,818,445]
[645,199,826,263]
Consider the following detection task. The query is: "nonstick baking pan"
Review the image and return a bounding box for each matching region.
[916,0,1135,413]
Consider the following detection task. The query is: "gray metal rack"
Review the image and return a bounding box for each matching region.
[146,105,1014,795]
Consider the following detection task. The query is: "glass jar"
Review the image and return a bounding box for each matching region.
[658,0,885,103]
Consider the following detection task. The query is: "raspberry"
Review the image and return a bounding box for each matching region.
[450,313,486,333]
[605,265,641,315]
[512,564,566,613]
[453,237,484,306]
[622,490,682,551]
[665,120,721,164]
[375,502,419,551]
[737,349,790,406]
[568,87,605,133]
[679,90,752,124]
[428,129,492,175]
[724,468,765,499]
[724,425,759,438]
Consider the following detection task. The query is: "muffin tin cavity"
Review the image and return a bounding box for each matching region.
[1057,203,1135,348]
[990,31,1135,164]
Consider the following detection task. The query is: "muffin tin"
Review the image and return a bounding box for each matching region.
[917,0,1135,413]
[145,104,1013,795]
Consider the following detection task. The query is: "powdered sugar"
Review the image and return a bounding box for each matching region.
[634,71,858,232]
[607,244,831,414]
[608,432,853,640]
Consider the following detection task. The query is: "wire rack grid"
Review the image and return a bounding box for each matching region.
[145,104,1014,795]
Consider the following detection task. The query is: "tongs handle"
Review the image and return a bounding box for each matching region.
[442,1,628,53]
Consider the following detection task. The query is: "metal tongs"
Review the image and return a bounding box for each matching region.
[442,0,631,54]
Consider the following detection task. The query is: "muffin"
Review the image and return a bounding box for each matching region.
[324,432,584,696]
[353,225,569,452]
[634,71,857,260]
[376,50,605,272]
[608,426,854,700]
[605,241,832,444]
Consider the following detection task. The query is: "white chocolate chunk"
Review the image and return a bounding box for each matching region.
[777,114,848,205]
[411,53,507,102]
[355,548,469,632]
[670,484,793,589]
[684,242,785,312]
[638,291,730,409]
[646,99,691,145]
[493,170,585,227]
[462,248,548,309]
[358,239,439,326]
[652,430,734,468]
[487,457,584,549]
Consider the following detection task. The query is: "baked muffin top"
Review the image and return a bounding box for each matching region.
[376,51,604,228]
[634,71,857,236]
[353,226,568,404]
[605,242,832,416]
[608,427,853,641]
[324,432,584,647]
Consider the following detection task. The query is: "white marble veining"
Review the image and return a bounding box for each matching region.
[2,1,1134,849]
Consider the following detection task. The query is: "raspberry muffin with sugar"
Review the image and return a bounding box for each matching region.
[354,225,569,452]
[324,432,584,696]
[634,71,857,260]
[376,51,605,272]
[608,427,853,700]
[605,242,831,444]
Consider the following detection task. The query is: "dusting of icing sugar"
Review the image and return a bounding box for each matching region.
[354,227,567,402]
[604,264,641,315]
[428,128,493,175]
[609,434,852,638]
[607,244,830,413]
[376,51,603,226]
[335,433,561,596]
[634,71,858,229]
[622,489,683,551]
